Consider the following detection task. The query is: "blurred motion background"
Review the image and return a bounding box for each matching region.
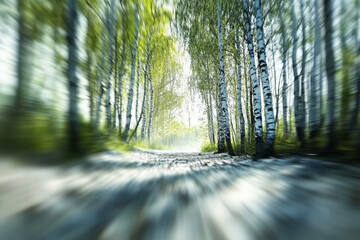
[0,0,359,159]
[0,0,201,159]
[0,0,360,239]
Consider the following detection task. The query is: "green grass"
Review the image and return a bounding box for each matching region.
[200,142,217,152]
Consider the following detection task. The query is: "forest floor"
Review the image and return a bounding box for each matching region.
[0,150,360,240]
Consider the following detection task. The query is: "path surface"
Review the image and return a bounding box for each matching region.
[0,150,360,240]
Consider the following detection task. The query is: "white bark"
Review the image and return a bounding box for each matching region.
[235,28,245,153]
[147,64,154,142]
[242,0,264,155]
[291,0,305,144]
[279,1,288,138]
[117,36,126,136]
[135,57,140,128]
[217,0,234,155]
[123,7,140,140]
[141,40,150,140]
[254,0,276,154]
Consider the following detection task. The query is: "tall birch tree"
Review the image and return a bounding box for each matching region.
[241,0,264,156]
[123,5,140,141]
[254,0,276,154]
[217,0,234,155]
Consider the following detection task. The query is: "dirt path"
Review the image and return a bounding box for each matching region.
[0,150,360,240]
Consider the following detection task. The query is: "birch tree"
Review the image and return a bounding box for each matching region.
[291,0,305,146]
[241,0,264,156]
[217,0,234,155]
[254,0,276,154]
[123,5,140,140]
[117,33,127,136]
[235,28,245,153]
[105,0,116,132]
[279,0,288,138]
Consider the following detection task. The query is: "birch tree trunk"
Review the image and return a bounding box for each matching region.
[95,34,107,131]
[208,83,215,145]
[113,33,119,131]
[118,35,126,136]
[241,0,263,156]
[66,0,80,153]
[105,0,116,132]
[235,28,245,153]
[254,0,276,155]
[123,7,140,140]
[299,0,307,145]
[291,0,305,145]
[134,56,140,139]
[323,0,337,149]
[279,1,288,138]
[147,64,154,142]
[217,0,234,155]
[309,0,321,139]
[141,41,150,140]
[205,59,215,145]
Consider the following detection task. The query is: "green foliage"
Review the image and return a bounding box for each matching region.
[200,142,217,152]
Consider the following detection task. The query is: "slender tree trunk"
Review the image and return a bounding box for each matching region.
[254,0,276,155]
[123,7,140,140]
[118,34,126,136]
[291,0,305,145]
[205,59,216,145]
[208,90,215,145]
[66,0,80,153]
[242,0,264,156]
[299,0,307,145]
[113,33,119,131]
[235,29,245,153]
[105,0,116,132]
[243,50,252,143]
[241,1,263,156]
[134,56,140,139]
[279,2,288,138]
[323,0,337,149]
[147,64,154,142]
[309,0,321,139]
[217,0,234,155]
[141,41,150,140]
[95,34,107,131]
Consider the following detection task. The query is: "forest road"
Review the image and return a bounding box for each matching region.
[0,150,360,240]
